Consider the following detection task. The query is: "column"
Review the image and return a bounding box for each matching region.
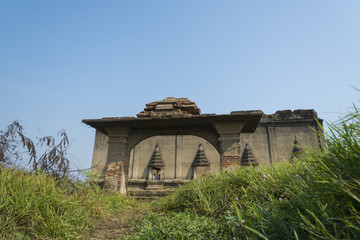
[104,127,130,195]
[213,122,244,169]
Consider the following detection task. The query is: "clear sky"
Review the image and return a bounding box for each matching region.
[1,0,359,171]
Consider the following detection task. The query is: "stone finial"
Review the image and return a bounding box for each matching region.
[193,143,210,166]
[291,137,303,159]
[149,143,165,168]
[241,144,258,166]
[137,97,201,118]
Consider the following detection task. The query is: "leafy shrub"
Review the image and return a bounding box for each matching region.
[123,211,228,240]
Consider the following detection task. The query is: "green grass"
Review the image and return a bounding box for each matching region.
[0,168,138,239]
[123,211,228,240]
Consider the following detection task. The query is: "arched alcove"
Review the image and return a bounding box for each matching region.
[126,128,221,153]
[127,135,220,189]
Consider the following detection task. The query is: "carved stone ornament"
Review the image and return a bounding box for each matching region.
[193,143,210,166]
[149,143,165,168]
[137,97,201,118]
[241,144,258,166]
[291,137,303,159]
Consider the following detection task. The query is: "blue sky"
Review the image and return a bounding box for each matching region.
[1,0,359,171]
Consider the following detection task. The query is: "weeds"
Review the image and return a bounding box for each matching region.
[123,211,228,240]
[0,167,138,239]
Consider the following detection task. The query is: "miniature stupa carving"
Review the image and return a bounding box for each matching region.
[193,143,210,166]
[291,137,303,159]
[149,143,165,168]
[241,144,258,166]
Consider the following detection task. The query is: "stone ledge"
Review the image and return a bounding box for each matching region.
[127,188,176,200]
[261,109,319,121]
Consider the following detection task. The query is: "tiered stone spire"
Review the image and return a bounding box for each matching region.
[241,144,258,166]
[193,143,210,166]
[149,143,165,168]
[137,97,201,118]
[291,137,303,159]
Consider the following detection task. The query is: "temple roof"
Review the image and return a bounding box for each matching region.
[82,97,264,135]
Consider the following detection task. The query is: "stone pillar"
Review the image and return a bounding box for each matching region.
[213,122,245,169]
[104,127,130,195]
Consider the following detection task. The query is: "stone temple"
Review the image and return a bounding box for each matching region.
[83,97,323,197]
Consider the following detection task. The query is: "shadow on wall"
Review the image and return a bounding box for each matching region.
[128,135,220,181]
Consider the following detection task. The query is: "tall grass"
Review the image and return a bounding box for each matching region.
[0,168,89,239]
[294,104,360,239]
[158,161,311,239]
[0,167,138,239]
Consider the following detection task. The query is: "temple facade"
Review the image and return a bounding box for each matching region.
[83,97,323,196]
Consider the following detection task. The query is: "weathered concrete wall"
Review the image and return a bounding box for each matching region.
[91,130,108,176]
[128,135,220,182]
[240,110,322,165]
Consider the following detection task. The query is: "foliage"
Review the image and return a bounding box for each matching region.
[293,103,360,239]
[123,211,228,240]
[157,161,308,239]
[0,121,70,179]
[0,167,89,239]
[0,166,139,239]
[0,121,36,166]
[34,131,70,179]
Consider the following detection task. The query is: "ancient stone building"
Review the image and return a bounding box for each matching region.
[83,97,323,196]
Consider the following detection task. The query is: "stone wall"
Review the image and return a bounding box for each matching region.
[239,109,322,165]
[91,130,108,176]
